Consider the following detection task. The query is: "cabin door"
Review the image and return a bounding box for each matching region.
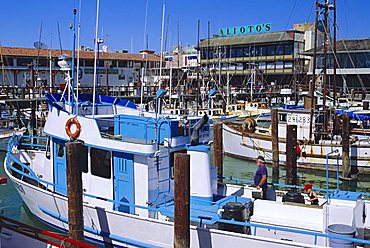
[113,152,134,214]
[53,139,67,195]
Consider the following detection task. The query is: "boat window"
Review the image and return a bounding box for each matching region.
[169,150,187,179]
[57,144,64,158]
[80,145,88,173]
[45,138,51,160]
[279,113,287,122]
[91,148,111,179]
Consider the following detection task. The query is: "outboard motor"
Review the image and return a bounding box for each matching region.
[190,114,209,146]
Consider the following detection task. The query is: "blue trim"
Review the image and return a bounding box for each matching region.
[43,132,156,156]
[190,196,213,206]
[186,145,210,152]
[39,206,161,248]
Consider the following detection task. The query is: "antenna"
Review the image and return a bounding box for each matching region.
[57,21,63,55]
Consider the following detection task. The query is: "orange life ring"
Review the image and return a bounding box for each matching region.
[65,117,81,139]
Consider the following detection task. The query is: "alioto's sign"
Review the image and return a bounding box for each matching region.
[219,23,271,37]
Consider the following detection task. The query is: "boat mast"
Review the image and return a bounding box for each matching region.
[196,19,200,115]
[0,44,5,86]
[309,0,319,141]
[158,0,166,89]
[322,0,329,134]
[76,0,82,114]
[71,8,77,114]
[92,0,100,117]
[140,0,149,114]
[333,0,337,107]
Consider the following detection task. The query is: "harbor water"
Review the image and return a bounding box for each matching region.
[1,148,370,230]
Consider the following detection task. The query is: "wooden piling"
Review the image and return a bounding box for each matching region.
[66,141,84,243]
[363,101,369,110]
[213,123,223,183]
[174,153,190,248]
[286,125,297,186]
[333,112,341,135]
[271,109,279,183]
[342,114,351,179]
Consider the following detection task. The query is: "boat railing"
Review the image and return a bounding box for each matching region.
[6,156,370,246]
[220,175,370,198]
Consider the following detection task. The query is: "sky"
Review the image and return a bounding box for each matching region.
[0,0,369,54]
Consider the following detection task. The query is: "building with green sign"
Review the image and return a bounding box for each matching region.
[197,23,319,96]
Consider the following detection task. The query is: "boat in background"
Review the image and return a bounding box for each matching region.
[223,108,370,172]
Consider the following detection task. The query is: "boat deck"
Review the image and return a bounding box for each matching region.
[157,195,251,225]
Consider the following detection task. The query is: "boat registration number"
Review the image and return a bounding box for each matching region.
[287,113,310,126]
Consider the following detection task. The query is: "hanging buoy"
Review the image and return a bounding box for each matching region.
[65,117,81,139]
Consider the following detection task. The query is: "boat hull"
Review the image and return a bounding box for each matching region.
[5,160,324,248]
[223,124,370,172]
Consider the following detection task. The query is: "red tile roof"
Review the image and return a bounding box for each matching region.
[1,46,161,62]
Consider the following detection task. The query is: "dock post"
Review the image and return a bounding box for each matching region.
[174,153,190,248]
[363,101,369,110]
[286,125,297,186]
[271,109,279,183]
[66,141,84,243]
[341,114,351,179]
[214,123,223,183]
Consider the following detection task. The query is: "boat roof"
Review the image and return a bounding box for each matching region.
[45,93,137,110]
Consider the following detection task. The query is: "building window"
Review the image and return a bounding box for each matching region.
[284,61,293,68]
[258,61,266,70]
[255,46,266,56]
[266,62,275,70]
[276,45,284,55]
[91,148,111,179]
[244,46,250,57]
[3,57,14,66]
[276,61,284,69]
[284,44,293,55]
[229,48,236,58]
[236,48,244,58]
[266,45,275,56]
[118,60,128,68]
[80,145,88,173]
[16,57,33,66]
[85,59,94,67]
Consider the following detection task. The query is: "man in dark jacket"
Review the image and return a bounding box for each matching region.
[254,155,268,199]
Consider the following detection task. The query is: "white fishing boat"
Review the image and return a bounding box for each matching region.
[3,91,370,247]
[223,107,370,173]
